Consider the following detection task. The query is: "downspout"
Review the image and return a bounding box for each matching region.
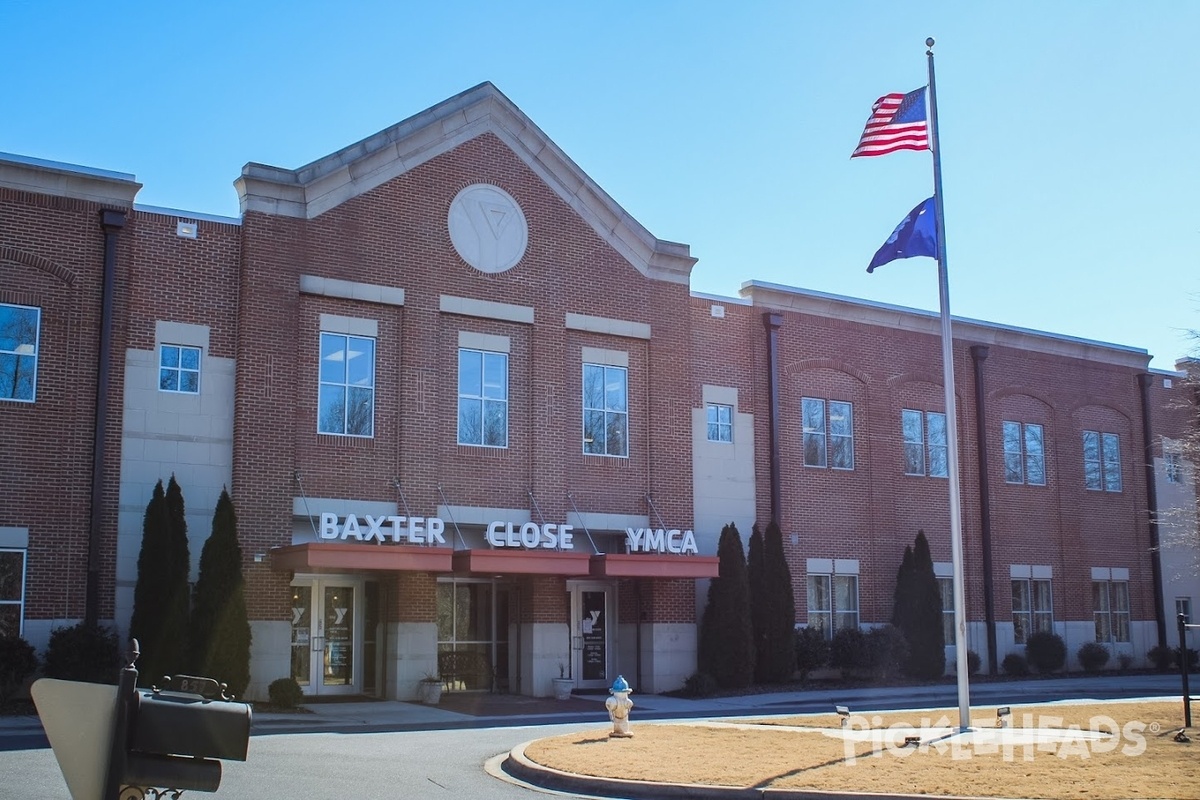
[86,209,126,627]
[763,313,783,524]
[969,345,998,675]
[1137,373,1169,653]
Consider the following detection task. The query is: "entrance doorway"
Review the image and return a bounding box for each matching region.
[569,582,615,690]
[291,577,365,696]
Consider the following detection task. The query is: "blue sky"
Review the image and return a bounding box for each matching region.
[4,1,1197,369]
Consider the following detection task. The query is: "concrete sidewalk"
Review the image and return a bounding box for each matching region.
[1,672,1188,743]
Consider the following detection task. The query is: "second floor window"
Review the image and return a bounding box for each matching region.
[0,303,40,403]
[583,364,627,457]
[159,344,201,394]
[1003,421,1046,485]
[318,332,375,437]
[903,409,947,477]
[706,403,733,442]
[457,349,508,447]
[802,398,854,470]
[1083,431,1121,492]
[1165,441,1183,485]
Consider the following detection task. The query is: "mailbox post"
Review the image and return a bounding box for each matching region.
[34,639,251,799]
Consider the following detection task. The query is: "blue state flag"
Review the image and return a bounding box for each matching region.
[867,197,938,273]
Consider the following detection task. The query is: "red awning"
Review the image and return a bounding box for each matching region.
[271,542,454,573]
[589,553,720,579]
[451,548,592,576]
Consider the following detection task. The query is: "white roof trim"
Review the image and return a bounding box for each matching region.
[0,151,140,206]
[234,82,696,285]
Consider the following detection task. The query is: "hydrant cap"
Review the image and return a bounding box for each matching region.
[611,675,630,693]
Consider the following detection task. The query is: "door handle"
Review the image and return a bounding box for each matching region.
[312,636,325,653]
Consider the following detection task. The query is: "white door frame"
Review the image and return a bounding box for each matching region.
[290,575,364,696]
[567,580,616,690]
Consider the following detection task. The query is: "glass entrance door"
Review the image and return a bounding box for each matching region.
[291,577,362,696]
[569,582,614,690]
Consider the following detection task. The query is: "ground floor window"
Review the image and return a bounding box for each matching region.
[436,579,512,691]
[0,549,25,637]
[807,572,858,639]
[937,576,955,646]
[1093,580,1130,643]
[1012,577,1053,644]
[1178,597,1193,624]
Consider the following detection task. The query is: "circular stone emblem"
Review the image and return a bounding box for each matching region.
[447,184,528,274]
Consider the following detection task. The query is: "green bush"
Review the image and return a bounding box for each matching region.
[1174,646,1200,672]
[682,672,719,698]
[0,636,38,705]
[1148,645,1173,670]
[43,623,121,684]
[830,628,868,678]
[864,625,909,680]
[1002,652,1030,676]
[1117,652,1134,671]
[951,649,982,676]
[1025,631,1067,674]
[794,626,830,680]
[1077,642,1111,672]
[268,677,304,709]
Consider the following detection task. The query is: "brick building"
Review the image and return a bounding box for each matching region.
[1,83,1194,700]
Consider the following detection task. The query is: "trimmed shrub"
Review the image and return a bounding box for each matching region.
[830,628,868,679]
[892,532,945,680]
[794,626,830,680]
[864,625,909,680]
[1173,646,1200,672]
[682,672,719,698]
[1025,631,1067,674]
[0,636,38,706]
[1002,652,1030,677]
[1077,642,1111,673]
[1117,652,1134,671]
[1148,645,1173,670]
[268,677,304,709]
[189,488,251,698]
[697,523,755,689]
[749,521,796,684]
[952,649,982,676]
[44,623,121,684]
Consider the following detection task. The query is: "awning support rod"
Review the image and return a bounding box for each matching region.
[436,484,467,549]
[566,492,601,554]
[294,471,320,538]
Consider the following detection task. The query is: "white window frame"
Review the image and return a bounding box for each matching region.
[1012,572,1053,645]
[158,344,202,394]
[903,409,947,478]
[1083,430,1122,492]
[457,348,508,448]
[1093,578,1130,644]
[937,575,956,646]
[1177,597,1192,625]
[582,363,628,458]
[1003,421,1046,486]
[1164,440,1184,485]
[803,398,854,470]
[706,402,733,443]
[0,303,40,403]
[0,548,27,638]
[806,560,859,640]
[317,332,376,438]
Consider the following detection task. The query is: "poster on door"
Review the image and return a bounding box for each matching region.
[581,591,606,681]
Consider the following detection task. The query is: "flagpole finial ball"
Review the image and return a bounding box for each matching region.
[926,37,935,48]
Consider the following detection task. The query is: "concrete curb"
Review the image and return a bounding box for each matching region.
[500,739,1007,800]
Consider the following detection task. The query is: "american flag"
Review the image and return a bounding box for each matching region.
[851,87,929,158]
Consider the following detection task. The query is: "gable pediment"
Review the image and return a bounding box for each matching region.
[235,82,694,284]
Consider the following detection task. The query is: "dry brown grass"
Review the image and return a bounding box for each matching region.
[522,701,1200,799]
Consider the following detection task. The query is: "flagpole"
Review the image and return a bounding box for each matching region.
[926,36,971,732]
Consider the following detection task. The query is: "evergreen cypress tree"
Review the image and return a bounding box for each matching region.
[129,480,174,685]
[697,523,755,689]
[746,523,767,682]
[904,531,946,679]
[758,519,797,683]
[158,475,192,680]
[891,545,915,630]
[189,488,252,697]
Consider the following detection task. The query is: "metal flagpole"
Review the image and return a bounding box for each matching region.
[926,36,971,732]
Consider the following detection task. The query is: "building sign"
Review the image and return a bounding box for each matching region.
[485,521,574,549]
[625,528,698,555]
[317,512,697,554]
[319,513,446,544]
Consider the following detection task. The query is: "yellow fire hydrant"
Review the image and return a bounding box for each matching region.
[605,675,634,738]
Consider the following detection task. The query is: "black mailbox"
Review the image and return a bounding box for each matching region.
[131,689,252,761]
